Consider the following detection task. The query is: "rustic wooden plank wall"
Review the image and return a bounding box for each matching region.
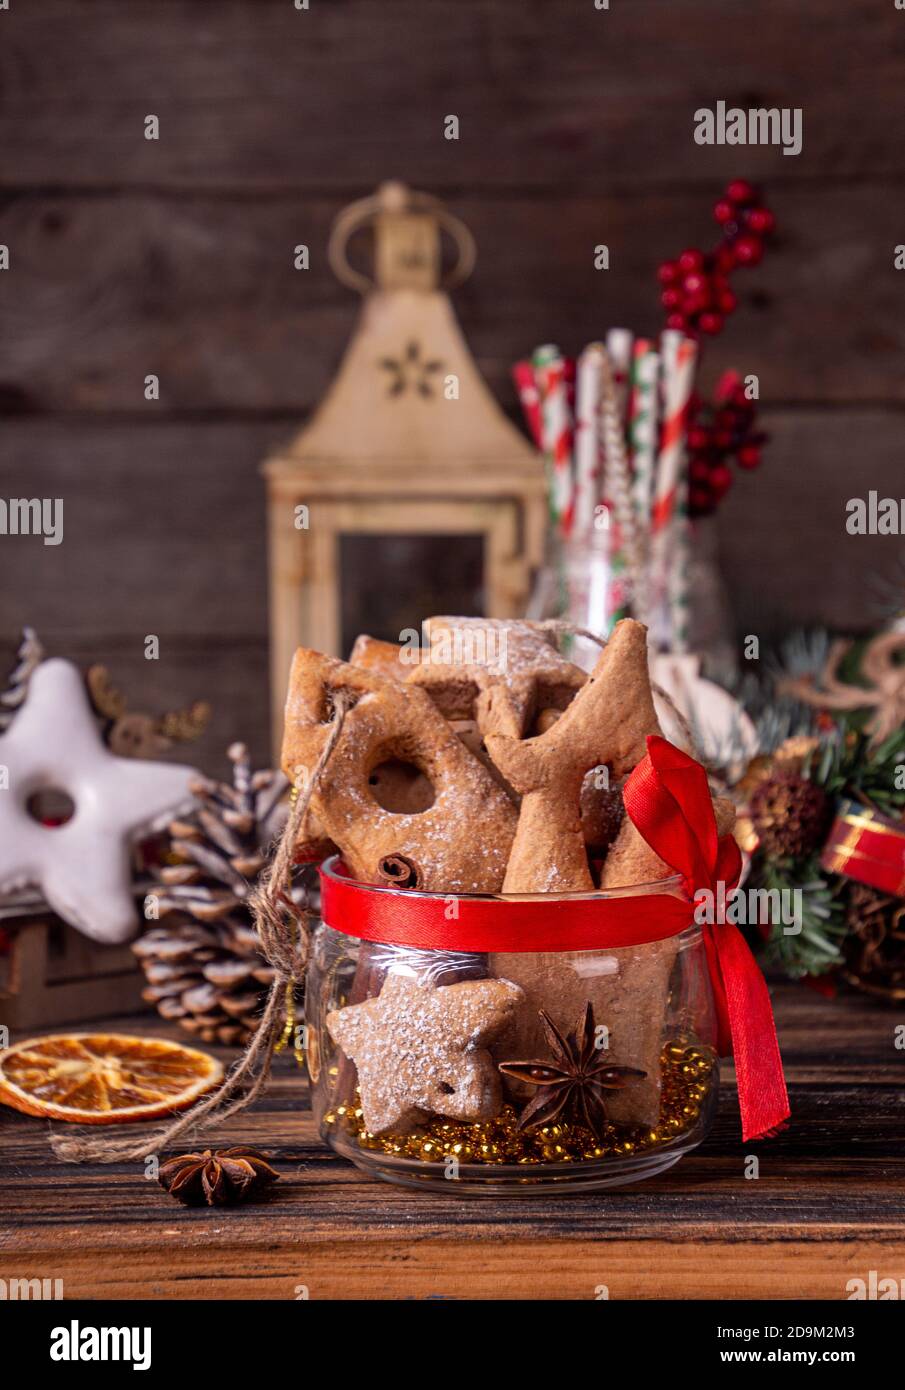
[1,0,903,769]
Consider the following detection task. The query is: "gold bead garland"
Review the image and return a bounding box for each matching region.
[323,1037,714,1166]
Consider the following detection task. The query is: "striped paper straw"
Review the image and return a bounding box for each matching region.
[512,360,544,449]
[628,339,660,535]
[573,343,605,537]
[533,343,575,536]
[651,330,698,651]
[669,457,692,654]
[605,327,634,424]
[563,354,577,414]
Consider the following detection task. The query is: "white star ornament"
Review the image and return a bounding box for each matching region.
[0,659,198,943]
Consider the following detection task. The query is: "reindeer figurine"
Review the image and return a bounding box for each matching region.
[779,630,905,751]
[87,665,211,759]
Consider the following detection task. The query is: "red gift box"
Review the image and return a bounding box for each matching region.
[821,799,905,898]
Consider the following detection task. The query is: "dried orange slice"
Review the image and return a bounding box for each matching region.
[0,1033,223,1125]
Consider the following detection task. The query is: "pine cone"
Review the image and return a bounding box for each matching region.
[133,743,297,1046]
[748,770,832,860]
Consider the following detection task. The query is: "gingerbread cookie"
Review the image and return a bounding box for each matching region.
[406,616,587,739]
[494,793,733,1128]
[349,634,419,680]
[483,619,677,1127]
[599,793,737,889]
[281,647,518,893]
[491,937,681,1128]
[327,970,524,1134]
[485,618,661,893]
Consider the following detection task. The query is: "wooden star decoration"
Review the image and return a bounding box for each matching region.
[378,340,445,398]
[326,971,524,1135]
[405,616,587,738]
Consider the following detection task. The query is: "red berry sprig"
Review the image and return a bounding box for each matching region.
[686,370,767,517]
[657,180,775,339]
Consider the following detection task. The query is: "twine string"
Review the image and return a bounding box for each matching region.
[51,692,352,1165]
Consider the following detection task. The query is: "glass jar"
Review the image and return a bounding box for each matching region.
[306,859,719,1195]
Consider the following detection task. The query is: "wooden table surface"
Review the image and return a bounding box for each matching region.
[2,982,903,1301]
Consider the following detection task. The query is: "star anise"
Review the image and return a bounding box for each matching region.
[158,1146,279,1207]
[498,1002,646,1141]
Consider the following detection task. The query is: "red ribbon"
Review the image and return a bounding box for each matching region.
[318,735,789,1142]
[320,867,693,952]
[623,736,789,1142]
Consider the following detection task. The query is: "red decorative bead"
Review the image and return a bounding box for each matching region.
[732,233,763,266]
[665,312,688,331]
[698,311,724,335]
[745,206,775,236]
[718,290,738,314]
[682,291,710,316]
[709,463,733,497]
[736,444,761,469]
[657,260,679,284]
[715,244,737,272]
[687,426,710,452]
[661,288,682,309]
[714,370,742,402]
[726,179,756,206]
[678,248,705,273]
[713,200,735,224]
[682,271,708,295]
[689,458,712,483]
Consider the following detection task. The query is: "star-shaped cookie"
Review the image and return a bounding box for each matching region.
[405,617,587,738]
[327,971,524,1135]
[0,658,197,942]
[348,634,418,680]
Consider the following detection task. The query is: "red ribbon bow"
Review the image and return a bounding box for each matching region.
[624,736,789,1142]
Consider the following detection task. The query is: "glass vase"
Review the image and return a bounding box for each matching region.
[525,526,621,671]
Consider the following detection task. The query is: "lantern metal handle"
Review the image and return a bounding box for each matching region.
[328,182,476,294]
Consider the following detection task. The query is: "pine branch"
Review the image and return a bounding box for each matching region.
[757,858,847,979]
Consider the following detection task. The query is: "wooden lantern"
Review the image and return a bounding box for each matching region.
[263,182,546,745]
